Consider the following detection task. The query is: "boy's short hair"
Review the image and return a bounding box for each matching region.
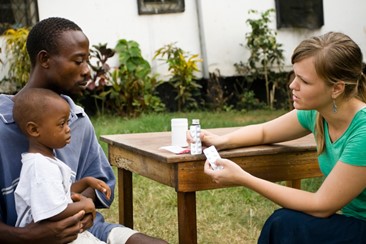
[13,88,65,135]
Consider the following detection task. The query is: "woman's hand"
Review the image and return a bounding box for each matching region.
[204,158,249,185]
[187,129,226,150]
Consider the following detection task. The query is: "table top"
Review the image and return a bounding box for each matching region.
[100,127,317,164]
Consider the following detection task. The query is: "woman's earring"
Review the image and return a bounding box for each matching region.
[332,100,338,113]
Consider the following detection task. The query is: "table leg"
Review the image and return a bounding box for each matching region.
[286,179,302,189]
[177,191,197,244]
[118,168,133,228]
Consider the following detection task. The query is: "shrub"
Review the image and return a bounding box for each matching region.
[235,9,285,109]
[81,41,165,117]
[108,39,165,117]
[154,43,202,112]
[1,27,30,91]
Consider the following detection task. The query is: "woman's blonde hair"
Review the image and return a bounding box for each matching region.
[291,32,366,154]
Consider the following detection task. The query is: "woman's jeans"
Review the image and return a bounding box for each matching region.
[258,208,366,244]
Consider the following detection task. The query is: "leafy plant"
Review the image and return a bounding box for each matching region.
[236,90,266,111]
[83,43,116,114]
[236,9,285,108]
[1,27,30,90]
[154,43,202,112]
[88,43,115,88]
[99,39,164,117]
[206,69,229,111]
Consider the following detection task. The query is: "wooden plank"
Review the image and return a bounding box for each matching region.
[100,129,317,164]
[177,192,197,244]
[108,142,321,192]
[286,179,302,189]
[232,151,321,181]
[117,169,133,228]
[109,146,177,188]
[175,151,321,192]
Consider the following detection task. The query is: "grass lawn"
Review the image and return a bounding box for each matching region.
[91,110,323,244]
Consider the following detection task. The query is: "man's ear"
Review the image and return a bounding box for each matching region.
[37,50,50,69]
[25,121,40,138]
[332,81,345,99]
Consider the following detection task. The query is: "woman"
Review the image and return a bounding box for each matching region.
[194,32,366,243]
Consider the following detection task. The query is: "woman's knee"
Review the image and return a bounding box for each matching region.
[258,208,307,244]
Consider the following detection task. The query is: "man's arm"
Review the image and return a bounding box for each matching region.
[0,211,84,244]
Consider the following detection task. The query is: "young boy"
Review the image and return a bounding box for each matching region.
[13,88,111,243]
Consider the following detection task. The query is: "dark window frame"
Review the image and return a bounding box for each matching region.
[0,0,39,33]
[137,0,185,15]
[275,0,324,29]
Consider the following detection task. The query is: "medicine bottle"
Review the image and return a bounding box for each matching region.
[190,119,202,155]
[171,118,188,147]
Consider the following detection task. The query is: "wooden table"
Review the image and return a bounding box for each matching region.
[101,127,322,244]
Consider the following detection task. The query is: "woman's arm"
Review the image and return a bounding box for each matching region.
[206,159,366,217]
[197,110,310,150]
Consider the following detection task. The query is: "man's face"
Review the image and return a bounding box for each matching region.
[47,30,91,96]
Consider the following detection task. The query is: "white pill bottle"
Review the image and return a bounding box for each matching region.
[171,118,188,147]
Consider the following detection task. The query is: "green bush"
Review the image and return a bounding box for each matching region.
[154,43,202,112]
[81,40,165,117]
[1,27,30,91]
[235,9,285,109]
[108,39,165,117]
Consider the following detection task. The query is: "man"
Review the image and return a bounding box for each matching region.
[0,17,167,244]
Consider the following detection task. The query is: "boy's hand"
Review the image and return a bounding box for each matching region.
[86,177,111,200]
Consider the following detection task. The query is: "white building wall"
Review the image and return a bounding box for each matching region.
[197,0,366,76]
[3,0,366,80]
[37,0,202,79]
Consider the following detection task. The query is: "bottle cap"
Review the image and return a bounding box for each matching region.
[171,118,188,126]
[192,119,200,124]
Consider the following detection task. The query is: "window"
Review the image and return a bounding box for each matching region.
[0,0,39,33]
[137,0,185,15]
[275,0,324,29]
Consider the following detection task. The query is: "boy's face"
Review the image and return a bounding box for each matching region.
[37,98,71,149]
[47,30,91,96]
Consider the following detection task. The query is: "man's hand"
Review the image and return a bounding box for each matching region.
[71,193,95,230]
[21,210,84,244]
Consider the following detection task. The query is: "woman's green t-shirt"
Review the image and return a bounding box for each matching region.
[297,109,366,221]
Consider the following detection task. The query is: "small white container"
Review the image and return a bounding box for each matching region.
[171,118,188,147]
